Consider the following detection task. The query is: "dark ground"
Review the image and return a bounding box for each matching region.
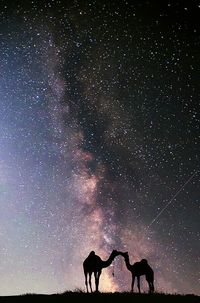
[0,292,199,303]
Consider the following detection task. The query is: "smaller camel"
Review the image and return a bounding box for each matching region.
[83,250,119,292]
[118,251,154,293]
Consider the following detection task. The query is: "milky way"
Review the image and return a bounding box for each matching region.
[0,1,199,296]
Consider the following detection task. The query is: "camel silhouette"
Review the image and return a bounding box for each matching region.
[83,250,119,292]
[118,251,154,293]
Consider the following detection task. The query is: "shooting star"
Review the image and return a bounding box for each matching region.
[147,171,198,229]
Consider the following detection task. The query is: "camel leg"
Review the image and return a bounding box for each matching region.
[94,272,98,292]
[147,281,151,293]
[146,277,154,293]
[96,272,101,292]
[131,275,135,292]
[148,281,154,293]
[85,273,88,292]
[150,281,154,293]
[137,276,141,293]
[89,273,92,292]
[95,271,101,292]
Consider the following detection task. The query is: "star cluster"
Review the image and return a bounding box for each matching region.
[0,0,199,296]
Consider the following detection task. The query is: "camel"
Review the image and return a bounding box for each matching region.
[118,251,154,293]
[83,250,119,292]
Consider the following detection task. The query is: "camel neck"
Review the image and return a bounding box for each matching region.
[101,253,115,268]
[124,255,132,271]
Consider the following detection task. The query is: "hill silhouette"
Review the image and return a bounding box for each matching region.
[0,291,199,303]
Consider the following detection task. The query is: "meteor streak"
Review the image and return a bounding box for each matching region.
[147,171,198,229]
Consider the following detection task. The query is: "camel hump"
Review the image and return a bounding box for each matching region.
[87,251,101,263]
[89,251,95,257]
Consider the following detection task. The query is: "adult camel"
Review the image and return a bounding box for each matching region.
[83,250,119,292]
[118,251,154,293]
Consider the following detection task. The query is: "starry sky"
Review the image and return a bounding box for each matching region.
[0,0,199,296]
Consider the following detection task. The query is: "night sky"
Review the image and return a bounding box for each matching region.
[0,0,199,296]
